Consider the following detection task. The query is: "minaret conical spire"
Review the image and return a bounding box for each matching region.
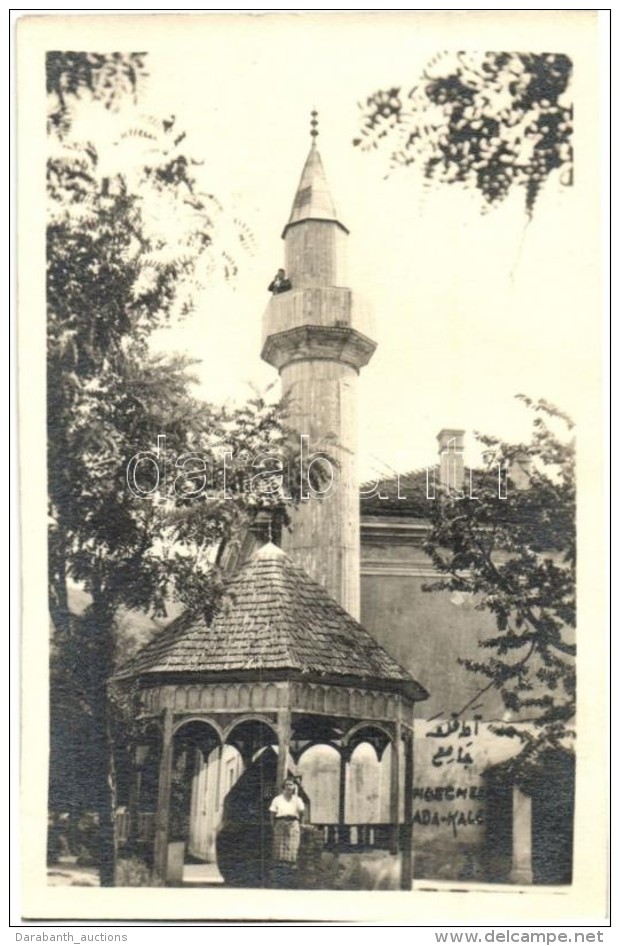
[283,110,348,237]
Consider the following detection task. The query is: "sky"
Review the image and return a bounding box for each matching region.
[69,11,600,481]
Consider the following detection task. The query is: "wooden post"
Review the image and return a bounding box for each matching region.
[276,709,291,790]
[401,729,414,891]
[153,708,174,883]
[510,784,534,884]
[188,748,202,857]
[338,750,348,825]
[214,744,224,812]
[390,720,402,854]
[127,747,140,851]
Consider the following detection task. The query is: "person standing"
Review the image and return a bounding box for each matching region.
[269,777,305,886]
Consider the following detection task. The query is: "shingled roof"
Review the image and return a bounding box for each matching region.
[360,469,431,519]
[115,543,426,699]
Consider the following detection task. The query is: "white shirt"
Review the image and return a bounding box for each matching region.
[269,793,305,818]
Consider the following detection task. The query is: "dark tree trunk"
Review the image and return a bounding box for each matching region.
[90,685,118,886]
[85,600,119,887]
[48,504,121,885]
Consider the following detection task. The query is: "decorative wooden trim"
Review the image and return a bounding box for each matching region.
[172,715,225,742]
[290,681,415,725]
[343,719,395,749]
[222,713,279,743]
[293,740,343,763]
[140,680,289,715]
[139,680,416,727]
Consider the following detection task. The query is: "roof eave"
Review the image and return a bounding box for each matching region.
[124,666,428,702]
[281,216,349,240]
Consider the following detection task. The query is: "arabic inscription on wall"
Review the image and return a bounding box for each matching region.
[413,717,515,842]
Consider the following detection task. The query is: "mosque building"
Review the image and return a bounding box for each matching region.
[116,116,574,888]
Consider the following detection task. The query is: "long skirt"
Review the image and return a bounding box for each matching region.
[272,818,301,864]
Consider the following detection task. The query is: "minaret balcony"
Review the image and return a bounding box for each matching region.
[261,322,377,373]
[262,286,375,349]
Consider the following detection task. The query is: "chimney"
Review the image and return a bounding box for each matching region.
[509,451,532,491]
[437,428,465,493]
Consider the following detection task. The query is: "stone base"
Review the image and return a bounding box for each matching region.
[166,841,186,884]
[509,865,534,885]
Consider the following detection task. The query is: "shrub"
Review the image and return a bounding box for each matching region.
[115,856,156,887]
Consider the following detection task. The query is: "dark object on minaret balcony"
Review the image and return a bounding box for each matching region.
[268,268,292,294]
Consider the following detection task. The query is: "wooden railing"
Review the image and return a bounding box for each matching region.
[312,823,406,853]
[115,811,156,845]
[117,813,404,853]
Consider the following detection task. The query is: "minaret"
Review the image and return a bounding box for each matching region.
[261,112,376,619]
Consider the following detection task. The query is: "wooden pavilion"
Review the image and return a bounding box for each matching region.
[114,542,428,888]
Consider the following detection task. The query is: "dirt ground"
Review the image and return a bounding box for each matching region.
[47,859,99,886]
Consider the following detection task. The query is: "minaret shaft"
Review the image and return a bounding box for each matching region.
[280,359,360,617]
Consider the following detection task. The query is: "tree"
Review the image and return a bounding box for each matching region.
[46,52,302,884]
[354,52,573,217]
[47,51,148,135]
[422,397,575,780]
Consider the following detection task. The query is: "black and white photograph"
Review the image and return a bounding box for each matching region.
[16,9,608,926]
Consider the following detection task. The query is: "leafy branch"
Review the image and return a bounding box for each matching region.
[422,397,576,772]
[354,51,573,217]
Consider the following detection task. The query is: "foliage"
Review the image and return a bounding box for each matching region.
[354,52,573,217]
[45,50,301,884]
[115,856,157,887]
[47,48,281,650]
[422,397,576,776]
[47,51,148,135]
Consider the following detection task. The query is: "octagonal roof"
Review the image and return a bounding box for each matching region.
[115,543,427,701]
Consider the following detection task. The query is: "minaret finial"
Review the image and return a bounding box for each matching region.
[310,109,319,143]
